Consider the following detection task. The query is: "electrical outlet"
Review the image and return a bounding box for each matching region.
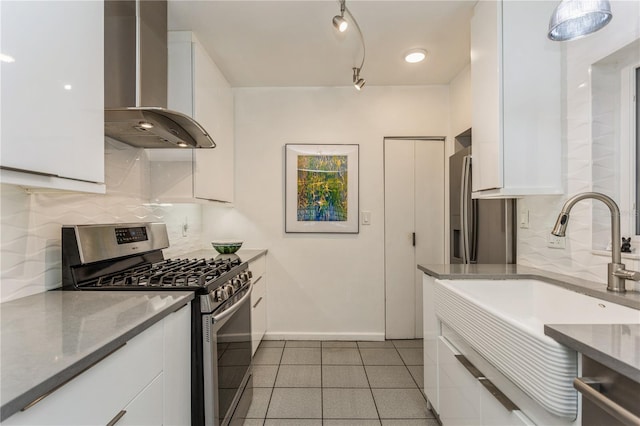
[547,234,566,249]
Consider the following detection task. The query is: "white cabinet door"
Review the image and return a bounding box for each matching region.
[423,274,439,413]
[437,335,535,426]
[470,0,561,198]
[118,374,164,426]
[0,0,105,193]
[480,383,534,426]
[3,319,163,426]
[437,336,482,426]
[250,255,267,355]
[151,31,234,203]
[163,304,192,425]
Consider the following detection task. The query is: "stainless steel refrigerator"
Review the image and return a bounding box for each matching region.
[450,146,516,264]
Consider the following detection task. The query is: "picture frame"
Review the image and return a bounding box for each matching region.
[285,144,359,233]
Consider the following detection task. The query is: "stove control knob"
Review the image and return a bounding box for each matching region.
[247,270,253,279]
[232,278,242,289]
[214,288,227,302]
[224,283,235,296]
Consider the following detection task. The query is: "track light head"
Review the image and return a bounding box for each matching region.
[333,15,348,32]
[333,0,348,33]
[352,67,366,90]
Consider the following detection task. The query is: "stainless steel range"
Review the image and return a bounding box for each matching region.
[61,222,253,426]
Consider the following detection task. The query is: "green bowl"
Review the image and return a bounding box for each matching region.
[211,241,243,254]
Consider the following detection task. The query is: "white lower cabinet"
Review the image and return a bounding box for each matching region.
[250,254,267,355]
[437,336,533,426]
[4,304,191,426]
[423,274,439,412]
[163,303,192,424]
[438,336,481,425]
[118,374,164,426]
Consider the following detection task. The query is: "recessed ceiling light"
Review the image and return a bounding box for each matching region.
[405,49,427,64]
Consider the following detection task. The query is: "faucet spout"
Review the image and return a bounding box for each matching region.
[552,192,638,293]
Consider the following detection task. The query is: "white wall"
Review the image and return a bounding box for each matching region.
[517,0,640,289]
[203,86,450,340]
[0,140,204,302]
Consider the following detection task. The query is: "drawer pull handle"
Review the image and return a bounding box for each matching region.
[21,343,127,411]
[253,276,263,286]
[574,377,640,425]
[253,297,263,308]
[454,354,483,378]
[454,354,519,412]
[479,378,519,412]
[106,410,127,426]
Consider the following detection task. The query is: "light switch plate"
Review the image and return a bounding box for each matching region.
[361,211,371,225]
[520,209,529,229]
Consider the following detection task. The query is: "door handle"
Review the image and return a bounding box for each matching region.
[412,232,416,247]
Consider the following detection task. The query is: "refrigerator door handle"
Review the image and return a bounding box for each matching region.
[460,155,471,264]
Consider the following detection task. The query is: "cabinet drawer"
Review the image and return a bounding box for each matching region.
[4,321,164,425]
[117,373,164,426]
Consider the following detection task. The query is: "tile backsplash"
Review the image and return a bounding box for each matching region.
[518,1,640,290]
[0,139,203,302]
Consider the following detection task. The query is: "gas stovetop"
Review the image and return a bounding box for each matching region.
[61,223,248,295]
[80,257,244,291]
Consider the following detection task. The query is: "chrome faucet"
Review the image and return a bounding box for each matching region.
[552,192,640,293]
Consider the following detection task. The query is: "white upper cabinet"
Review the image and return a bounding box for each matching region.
[149,31,234,203]
[471,0,561,198]
[0,1,105,193]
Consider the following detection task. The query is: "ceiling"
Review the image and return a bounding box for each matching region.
[168,1,476,88]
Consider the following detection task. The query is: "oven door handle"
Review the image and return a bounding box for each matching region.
[212,283,253,323]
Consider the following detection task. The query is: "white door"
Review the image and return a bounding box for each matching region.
[384,138,445,339]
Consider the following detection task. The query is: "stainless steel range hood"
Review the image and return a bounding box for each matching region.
[104,0,215,149]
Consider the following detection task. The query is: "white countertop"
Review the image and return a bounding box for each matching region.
[0,290,194,421]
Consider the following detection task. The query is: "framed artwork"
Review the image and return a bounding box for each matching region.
[285,144,359,233]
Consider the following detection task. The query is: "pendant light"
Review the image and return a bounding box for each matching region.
[548,0,613,41]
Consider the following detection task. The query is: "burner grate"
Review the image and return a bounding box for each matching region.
[88,257,242,289]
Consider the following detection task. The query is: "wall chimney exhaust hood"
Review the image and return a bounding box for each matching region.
[104,0,215,149]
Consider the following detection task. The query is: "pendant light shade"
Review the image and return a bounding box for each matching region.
[548,0,612,41]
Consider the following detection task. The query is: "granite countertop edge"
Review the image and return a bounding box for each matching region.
[177,248,267,264]
[544,324,640,383]
[0,291,194,422]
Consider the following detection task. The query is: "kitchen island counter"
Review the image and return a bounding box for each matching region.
[0,290,194,421]
[544,324,640,383]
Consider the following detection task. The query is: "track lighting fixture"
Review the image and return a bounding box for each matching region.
[547,0,613,41]
[331,0,367,90]
[353,67,365,90]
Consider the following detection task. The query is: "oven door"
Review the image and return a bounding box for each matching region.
[202,285,253,426]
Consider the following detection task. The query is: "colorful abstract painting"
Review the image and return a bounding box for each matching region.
[297,155,348,221]
[285,144,359,233]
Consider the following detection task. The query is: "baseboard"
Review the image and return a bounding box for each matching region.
[263,331,386,341]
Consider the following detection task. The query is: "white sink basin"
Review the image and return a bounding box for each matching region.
[434,278,640,419]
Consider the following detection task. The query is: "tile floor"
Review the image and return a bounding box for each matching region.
[243,339,438,426]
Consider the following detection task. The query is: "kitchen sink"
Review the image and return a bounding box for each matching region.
[434,278,640,419]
